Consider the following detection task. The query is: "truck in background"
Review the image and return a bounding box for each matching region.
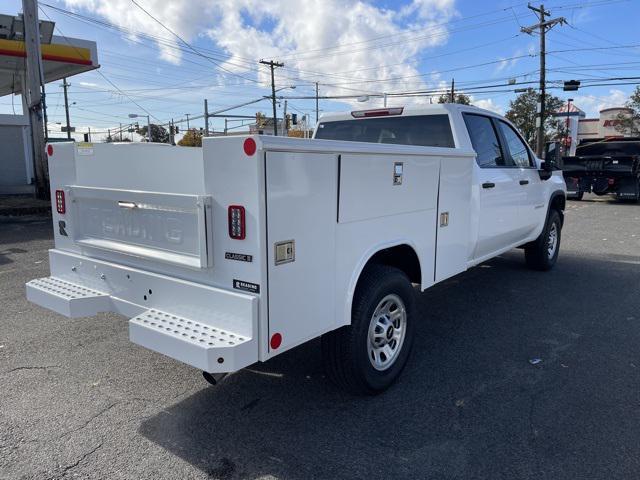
[562,138,640,202]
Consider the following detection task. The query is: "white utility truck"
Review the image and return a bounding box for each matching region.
[27,104,566,394]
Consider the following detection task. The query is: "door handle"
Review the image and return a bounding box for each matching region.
[482,182,496,189]
[519,180,529,185]
[118,201,138,209]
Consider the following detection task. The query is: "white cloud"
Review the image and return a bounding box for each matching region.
[572,89,628,117]
[63,0,458,103]
[472,97,503,114]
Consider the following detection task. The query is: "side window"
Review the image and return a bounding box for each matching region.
[497,121,533,167]
[463,114,506,168]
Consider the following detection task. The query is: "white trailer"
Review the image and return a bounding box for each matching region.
[27,104,566,394]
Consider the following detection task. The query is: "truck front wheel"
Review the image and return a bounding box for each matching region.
[321,265,416,395]
[525,209,562,271]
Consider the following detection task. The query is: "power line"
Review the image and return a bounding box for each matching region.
[129,0,261,84]
[38,6,160,122]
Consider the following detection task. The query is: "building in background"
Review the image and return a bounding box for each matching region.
[578,107,636,141]
[0,14,98,194]
[552,104,638,157]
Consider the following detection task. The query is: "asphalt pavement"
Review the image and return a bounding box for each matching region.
[1,195,639,480]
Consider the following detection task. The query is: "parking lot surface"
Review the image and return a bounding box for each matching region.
[1,195,639,480]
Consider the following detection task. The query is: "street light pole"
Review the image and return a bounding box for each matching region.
[129,113,152,142]
[565,98,573,154]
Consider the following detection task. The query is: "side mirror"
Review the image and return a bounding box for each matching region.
[543,141,563,170]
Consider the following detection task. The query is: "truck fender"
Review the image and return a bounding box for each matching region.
[525,189,566,247]
[547,190,566,226]
[341,239,423,328]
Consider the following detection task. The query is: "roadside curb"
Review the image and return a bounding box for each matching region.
[0,206,51,217]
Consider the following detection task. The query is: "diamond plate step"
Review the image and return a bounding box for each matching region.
[26,277,111,318]
[129,309,256,373]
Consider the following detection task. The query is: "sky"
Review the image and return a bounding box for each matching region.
[1,0,639,141]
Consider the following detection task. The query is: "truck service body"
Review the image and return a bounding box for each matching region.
[27,104,566,393]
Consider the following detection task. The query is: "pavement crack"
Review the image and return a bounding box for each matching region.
[5,365,60,374]
[59,402,119,439]
[61,441,103,477]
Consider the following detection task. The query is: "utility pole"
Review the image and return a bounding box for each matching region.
[62,78,72,140]
[119,122,123,141]
[22,0,48,198]
[204,99,209,137]
[450,78,455,103]
[41,84,48,141]
[283,100,288,137]
[259,59,284,136]
[521,4,566,157]
[315,82,319,124]
[186,113,190,130]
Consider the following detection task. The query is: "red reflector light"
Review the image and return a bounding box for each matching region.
[270,333,282,349]
[243,138,256,156]
[47,144,53,156]
[228,205,246,240]
[55,190,65,214]
[351,107,404,118]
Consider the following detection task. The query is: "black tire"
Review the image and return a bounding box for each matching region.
[570,191,584,201]
[525,209,562,271]
[321,264,416,395]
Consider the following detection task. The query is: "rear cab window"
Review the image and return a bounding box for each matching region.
[315,114,455,148]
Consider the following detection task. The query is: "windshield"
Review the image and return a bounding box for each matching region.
[314,114,455,148]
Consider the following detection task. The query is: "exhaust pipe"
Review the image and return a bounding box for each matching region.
[202,371,229,386]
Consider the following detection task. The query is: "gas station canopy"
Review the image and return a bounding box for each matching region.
[0,14,99,97]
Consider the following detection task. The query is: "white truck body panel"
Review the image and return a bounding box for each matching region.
[27,104,565,376]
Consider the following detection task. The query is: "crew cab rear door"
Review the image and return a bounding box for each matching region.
[463,113,525,259]
[494,119,546,239]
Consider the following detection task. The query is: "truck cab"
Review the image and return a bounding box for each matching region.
[315,104,566,265]
[27,104,566,395]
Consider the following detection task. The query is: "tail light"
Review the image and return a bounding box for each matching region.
[228,205,246,240]
[608,178,615,185]
[55,190,66,214]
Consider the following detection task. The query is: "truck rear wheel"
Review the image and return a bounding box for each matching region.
[525,209,562,271]
[569,191,584,201]
[321,265,416,395]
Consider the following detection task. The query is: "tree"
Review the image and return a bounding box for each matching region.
[615,86,640,136]
[505,88,564,149]
[437,93,471,105]
[136,124,169,143]
[177,129,202,147]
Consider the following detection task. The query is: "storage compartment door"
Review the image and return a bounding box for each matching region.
[266,151,338,353]
[435,156,473,282]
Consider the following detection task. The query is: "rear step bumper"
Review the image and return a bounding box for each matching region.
[129,309,254,372]
[26,250,259,373]
[26,277,111,318]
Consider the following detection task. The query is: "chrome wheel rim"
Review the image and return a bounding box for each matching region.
[368,294,407,371]
[547,222,558,259]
